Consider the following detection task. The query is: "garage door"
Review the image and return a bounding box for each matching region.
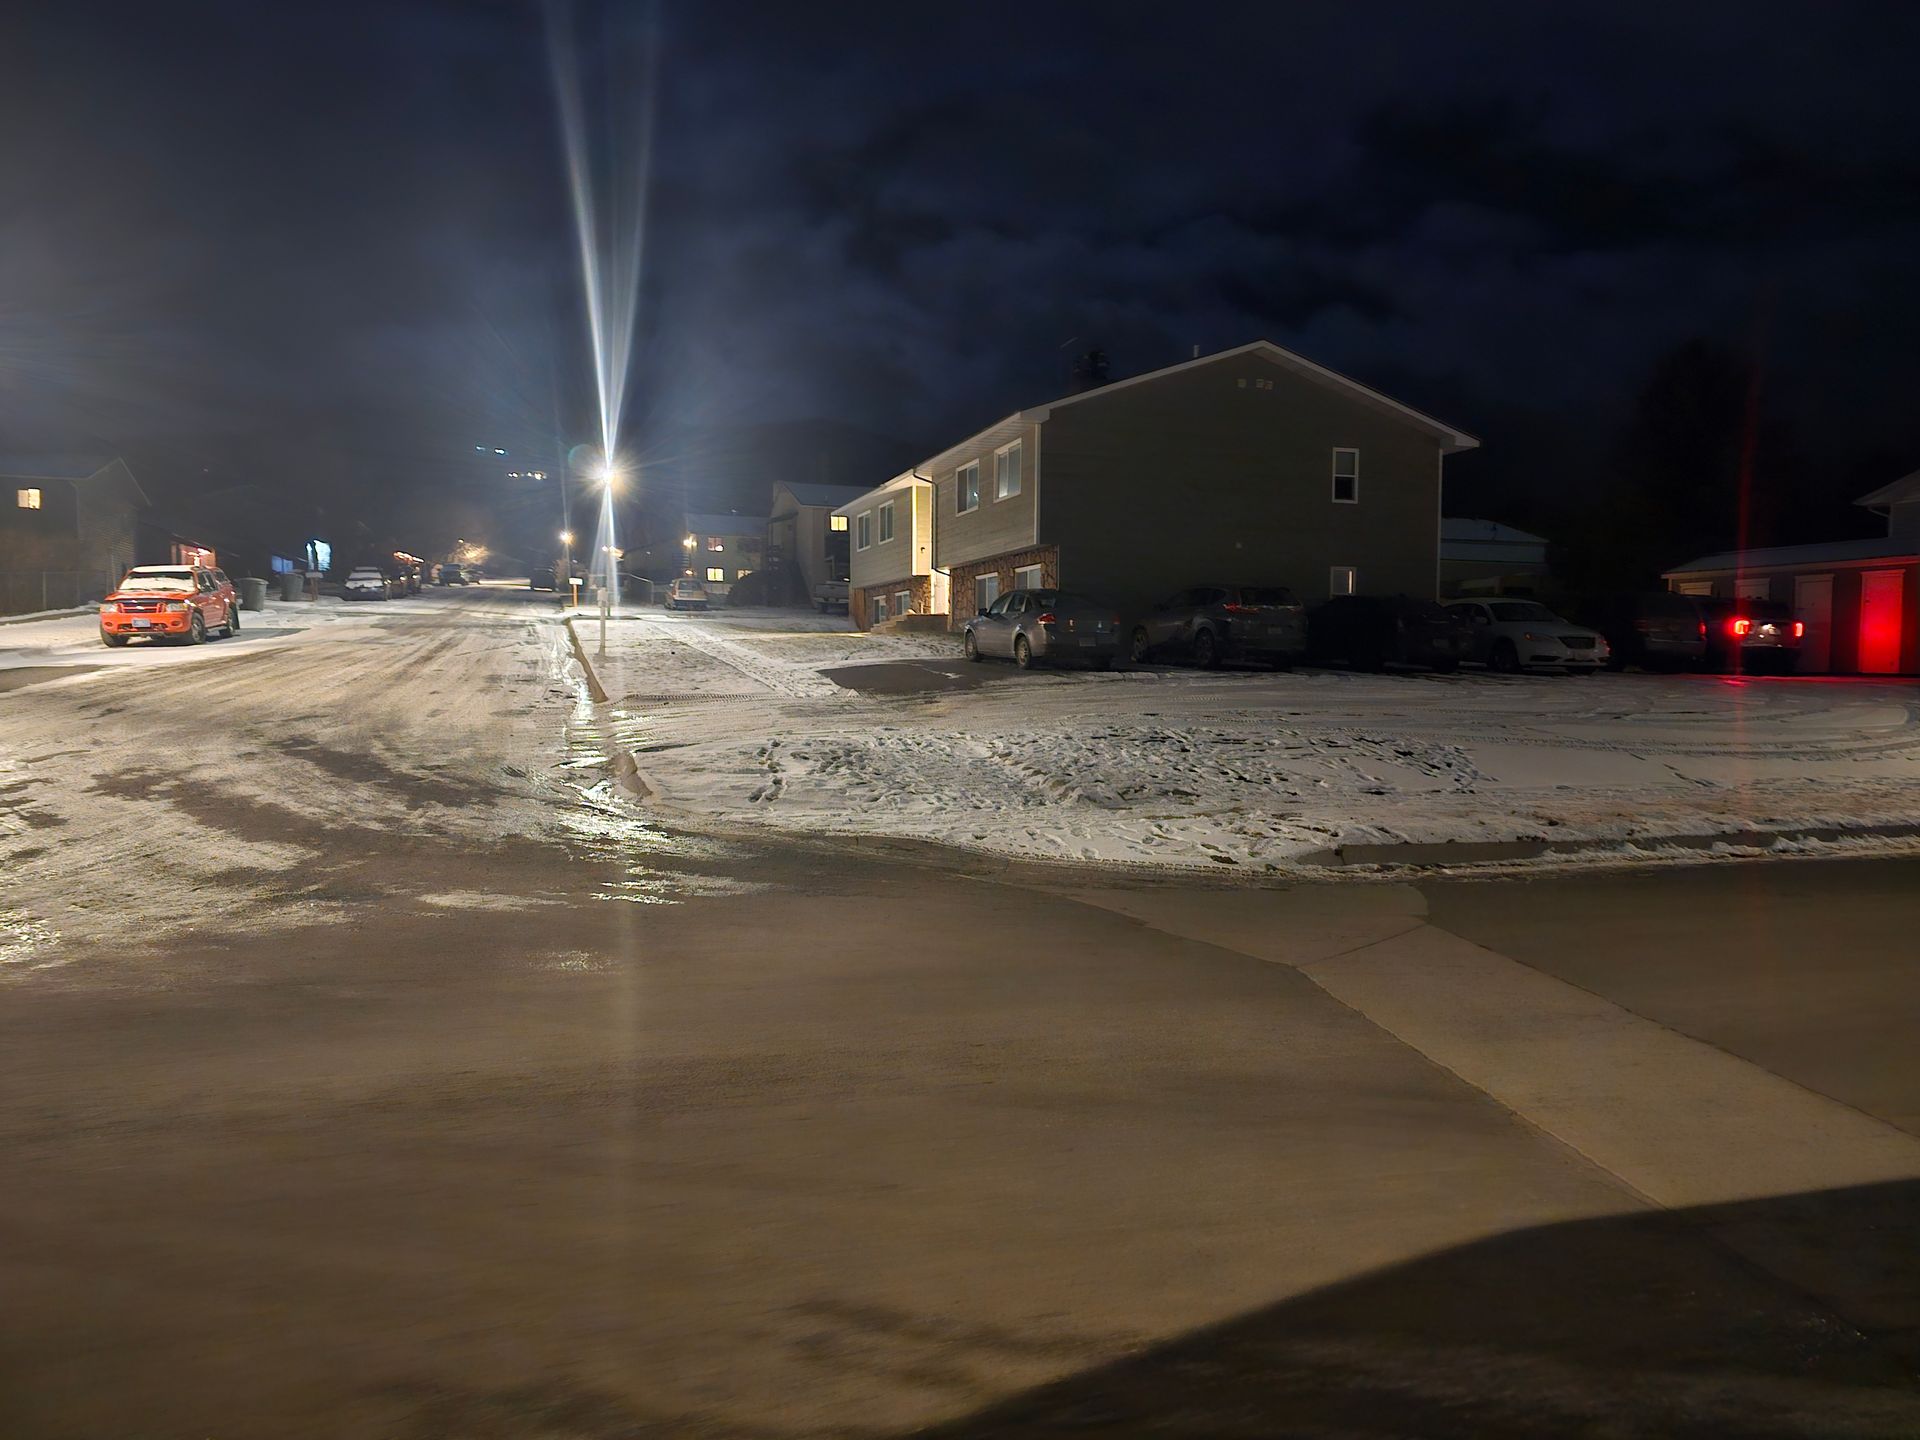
[1858,569,1904,674]
[1793,574,1832,673]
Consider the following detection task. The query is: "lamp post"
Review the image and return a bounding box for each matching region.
[560,530,576,609]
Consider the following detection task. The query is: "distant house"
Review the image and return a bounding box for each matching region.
[1664,473,1920,675]
[0,455,150,614]
[833,340,1478,630]
[683,512,766,598]
[1440,518,1550,596]
[768,481,867,601]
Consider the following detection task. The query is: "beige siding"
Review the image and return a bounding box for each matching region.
[1040,354,1446,616]
[930,421,1038,568]
[846,483,930,589]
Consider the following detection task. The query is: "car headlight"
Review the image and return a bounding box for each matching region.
[163,600,190,613]
[99,604,116,615]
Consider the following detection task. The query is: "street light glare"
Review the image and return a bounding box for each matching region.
[559,530,573,545]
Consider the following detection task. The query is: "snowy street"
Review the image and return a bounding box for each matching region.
[586,607,1920,871]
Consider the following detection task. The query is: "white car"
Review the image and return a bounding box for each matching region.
[665,578,710,612]
[1447,598,1611,673]
[343,567,391,601]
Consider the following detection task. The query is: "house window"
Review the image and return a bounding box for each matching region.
[1332,448,1359,504]
[856,512,872,550]
[957,462,980,513]
[1013,563,1044,591]
[706,536,724,551]
[975,572,1000,612]
[16,487,41,510]
[1329,565,1357,596]
[995,441,1022,500]
[878,501,895,543]
[706,567,726,583]
[830,514,849,532]
[894,589,911,615]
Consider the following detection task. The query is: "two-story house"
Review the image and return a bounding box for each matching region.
[834,340,1478,631]
[682,512,766,598]
[0,454,150,614]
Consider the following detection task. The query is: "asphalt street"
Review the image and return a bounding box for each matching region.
[3,585,1919,1438]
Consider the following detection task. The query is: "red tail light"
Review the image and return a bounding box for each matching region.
[1729,617,1751,637]
[1792,621,1805,638]
[1698,621,1707,638]
[1035,612,1057,626]
[1223,603,1254,614]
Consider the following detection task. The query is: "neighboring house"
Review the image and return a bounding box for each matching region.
[682,512,766,597]
[0,454,150,614]
[1440,518,1551,596]
[832,340,1478,631]
[1664,472,1920,675]
[768,481,868,600]
[838,476,942,627]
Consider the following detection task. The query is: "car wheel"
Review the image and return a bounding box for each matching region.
[223,602,240,636]
[1192,628,1220,669]
[1129,627,1152,664]
[1490,639,1519,673]
[1014,634,1034,670]
[100,631,129,648]
[964,630,982,662]
[186,613,206,645]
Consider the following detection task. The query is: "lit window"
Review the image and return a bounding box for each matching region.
[16,488,41,510]
[878,501,895,543]
[1329,565,1357,596]
[1332,448,1359,503]
[706,537,724,551]
[830,514,849,532]
[995,442,1022,500]
[856,512,872,550]
[706,567,726,583]
[957,462,980,513]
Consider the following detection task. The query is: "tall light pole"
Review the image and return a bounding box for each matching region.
[560,530,576,608]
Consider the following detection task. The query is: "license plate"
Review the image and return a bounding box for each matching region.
[131,619,151,629]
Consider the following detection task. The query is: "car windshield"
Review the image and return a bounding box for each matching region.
[1488,601,1562,623]
[118,571,195,592]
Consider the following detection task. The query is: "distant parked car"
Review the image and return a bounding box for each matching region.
[1448,598,1610,673]
[665,577,710,612]
[1130,584,1306,668]
[1307,595,1468,672]
[529,566,557,591]
[812,578,850,613]
[438,564,467,586]
[1563,591,1708,671]
[344,567,391,601]
[964,588,1121,669]
[1696,596,1803,674]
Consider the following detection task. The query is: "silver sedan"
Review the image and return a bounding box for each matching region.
[964,589,1121,669]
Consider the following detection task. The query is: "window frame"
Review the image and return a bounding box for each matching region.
[706,566,727,584]
[1331,447,1360,504]
[16,487,43,510]
[829,513,849,532]
[956,462,981,514]
[878,500,895,544]
[855,511,872,551]
[975,572,1000,612]
[994,441,1023,501]
[893,588,911,615]
[1013,563,1044,591]
[1329,565,1357,597]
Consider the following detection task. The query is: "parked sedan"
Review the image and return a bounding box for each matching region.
[1448,598,1610,672]
[665,577,710,611]
[343,567,391,601]
[529,566,557,592]
[1696,596,1803,674]
[965,589,1121,669]
[1307,595,1468,672]
[1130,584,1306,668]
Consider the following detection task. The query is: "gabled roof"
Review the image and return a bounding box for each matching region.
[1441,517,1548,545]
[1665,536,1920,576]
[0,453,118,480]
[684,512,766,536]
[831,471,928,517]
[1855,469,1920,511]
[774,481,871,509]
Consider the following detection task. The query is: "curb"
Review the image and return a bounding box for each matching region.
[561,616,609,703]
[1298,821,1920,870]
[0,607,93,628]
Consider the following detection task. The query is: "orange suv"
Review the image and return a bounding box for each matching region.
[99,565,241,647]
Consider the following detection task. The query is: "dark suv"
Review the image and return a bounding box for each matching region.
[1564,591,1708,671]
[1696,596,1803,674]
[1307,595,1469,672]
[1130,584,1307,668]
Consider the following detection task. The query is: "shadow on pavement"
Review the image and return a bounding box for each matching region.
[912,1180,1920,1439]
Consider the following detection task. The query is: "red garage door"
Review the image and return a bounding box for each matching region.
[1858,569,1905,674]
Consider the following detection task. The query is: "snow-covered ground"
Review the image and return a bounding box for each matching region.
[589,608,1920,871]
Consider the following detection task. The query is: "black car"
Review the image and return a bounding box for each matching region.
[529,566,557,591]
[1130,584,1307,668]
[1307,595,1469,672]
[1696,596,1804,674]
[1563,591,1707,671]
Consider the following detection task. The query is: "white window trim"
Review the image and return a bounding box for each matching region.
[855,511,872,550]
[1329,565,1357,597]
[1331,447,1360,504]
[994,440,1023,500]
[975,573,1000,609]
[1013,564,1044,591]
[878,500,895,544]
[956,462,981,514]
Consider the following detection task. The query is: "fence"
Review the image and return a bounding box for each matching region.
[0,572,94,617]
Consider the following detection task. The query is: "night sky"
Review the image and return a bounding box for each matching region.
[5,0,1918,560]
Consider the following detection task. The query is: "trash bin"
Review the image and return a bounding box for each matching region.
[240,577,269,611]
[278,571,305,602]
